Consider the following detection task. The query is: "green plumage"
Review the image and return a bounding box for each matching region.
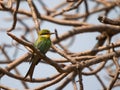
[34,36,51,54]
[24,29,52,80]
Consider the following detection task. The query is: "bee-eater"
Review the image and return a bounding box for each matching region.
[24,29,54,80]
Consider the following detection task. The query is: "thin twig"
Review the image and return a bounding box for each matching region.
[27,0,40,33]
[7,0,20,32]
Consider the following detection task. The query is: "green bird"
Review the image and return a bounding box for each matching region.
[24,29,54,80]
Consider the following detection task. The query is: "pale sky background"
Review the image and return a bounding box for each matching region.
[0,0,120,90]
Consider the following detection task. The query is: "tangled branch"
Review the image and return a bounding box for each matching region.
[0,0,120,90]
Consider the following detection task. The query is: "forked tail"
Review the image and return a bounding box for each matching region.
[24,61,36,80]
[24,55,40,80]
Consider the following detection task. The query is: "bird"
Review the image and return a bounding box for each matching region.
[24,29,54,80]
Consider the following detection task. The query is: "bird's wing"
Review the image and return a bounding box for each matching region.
[34,38,51,54]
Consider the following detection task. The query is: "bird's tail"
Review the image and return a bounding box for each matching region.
[24,61,36,80]
[24,55,39,80]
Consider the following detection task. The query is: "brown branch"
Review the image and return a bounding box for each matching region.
[107,56,120,90]
[83,0,89,21]
[34,73,69,90]
[1,46,28,89]
[52,25,120,44]
[51,0,84,17]
[52,55,96,63]
[0,84,16,90]
[76,63,83,90]
[55,71,77,90]
[82,61,106,75]
[27,0,40,33]
[0,6,90,26]
[63,3,116,20]
[72,41,120,57]
[0,0,120,89]
[7,0,20,32]
[0,53,31,78]
[88,67,106,89]
[80,50,120,68]
[0,67,62,82]
[98,16,120,25]
[52,44,76,64]
[72,77,78,90]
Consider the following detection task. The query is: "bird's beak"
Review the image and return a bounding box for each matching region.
[50,32,55,35]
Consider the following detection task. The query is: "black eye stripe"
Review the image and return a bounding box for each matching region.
[40,32,50,35]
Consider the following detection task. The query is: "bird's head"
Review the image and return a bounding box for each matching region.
[38,29,54,38]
